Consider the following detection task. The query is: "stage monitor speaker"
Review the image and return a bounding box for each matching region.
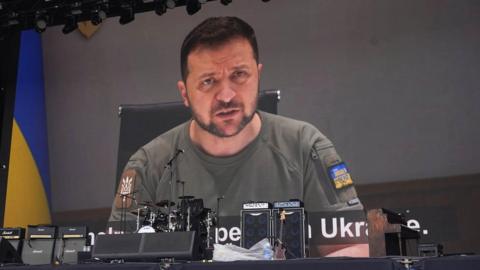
[272,208,308,259]
[240,209,272,249]
[93,231,198,261]
[142,231,199,260]
[93,233,140,259]
[0,237,23,264]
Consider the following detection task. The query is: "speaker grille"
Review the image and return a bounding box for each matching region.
[0,238,22,264]
[142,231,196,259]
[93,233,141,259]
[54,238,87,264]
[21,239,55,265]
[273,208,307,259]
[241,209,272,248]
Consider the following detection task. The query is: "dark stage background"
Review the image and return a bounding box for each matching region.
[24,0,480,255]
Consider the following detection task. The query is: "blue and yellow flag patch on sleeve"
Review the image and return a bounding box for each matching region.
[328,162,353,189]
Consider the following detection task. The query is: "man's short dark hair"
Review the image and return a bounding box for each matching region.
[180,16,259,81]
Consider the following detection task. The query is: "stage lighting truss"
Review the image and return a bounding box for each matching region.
[0,0,270,34]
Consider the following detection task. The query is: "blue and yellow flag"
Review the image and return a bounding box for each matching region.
[4,30,52,227]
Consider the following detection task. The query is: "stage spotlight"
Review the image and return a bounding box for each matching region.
[220,0,232,5]
[186,0,201,15]
[154,0,167,16]
[119,2,135,25]
[166,0,176,9]
[34,12,48,33]
[91,9,107,25]
[62,15,78,34]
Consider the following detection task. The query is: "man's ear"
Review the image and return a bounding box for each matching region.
[257,63,263,77]
[177,80,190,107]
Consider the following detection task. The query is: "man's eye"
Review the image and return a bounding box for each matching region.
[231,71,249,83]
[233,71,246,78]
[202,78,214,86]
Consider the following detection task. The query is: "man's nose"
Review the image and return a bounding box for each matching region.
[215,80,236,103]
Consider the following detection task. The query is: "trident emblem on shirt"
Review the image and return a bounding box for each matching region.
[120,176,133,195]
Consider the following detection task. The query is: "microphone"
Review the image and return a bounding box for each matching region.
[165,148,185,168]
[166,148,185,230]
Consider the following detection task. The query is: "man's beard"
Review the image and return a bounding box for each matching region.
[189,97,258,138]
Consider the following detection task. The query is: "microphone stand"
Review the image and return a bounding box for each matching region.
[118,191,137,233]
[216,196,225,229]
[164,149,184,231]
[177,180,185,199]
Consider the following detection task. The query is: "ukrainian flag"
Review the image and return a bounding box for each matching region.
[4,30,52,227]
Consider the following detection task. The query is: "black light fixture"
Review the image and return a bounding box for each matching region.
[186,0,201,15]
[119,1,135,25]
[1,0,250,32]
[154,0,167,16]
[91,8,107,25]
[62,15,78,34]
[34,12,48,33]
[165,0,176,9]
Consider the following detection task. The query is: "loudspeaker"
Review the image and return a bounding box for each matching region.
[93,233,140,259]
[0,238,23,264]
[21,239,55,265]
[240,209,272,249]
[272,208,308,259]
[142,231,199,259]
[53,226,88,264]
[93,231,198,261]
[0,227,25,253]
[6,239,22,253]
[21,226,56,265]
[54,239,87,264]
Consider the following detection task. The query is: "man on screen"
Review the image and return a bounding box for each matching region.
[109,16,366,257]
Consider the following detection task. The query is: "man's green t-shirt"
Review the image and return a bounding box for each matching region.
[110,111,362,223]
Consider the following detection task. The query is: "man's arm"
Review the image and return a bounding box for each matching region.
[303,128,368,257]
[108,148,155,229]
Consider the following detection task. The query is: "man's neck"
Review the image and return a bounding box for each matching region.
[189,113,262,157]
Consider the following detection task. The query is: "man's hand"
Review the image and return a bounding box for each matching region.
[315,243,369,257]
